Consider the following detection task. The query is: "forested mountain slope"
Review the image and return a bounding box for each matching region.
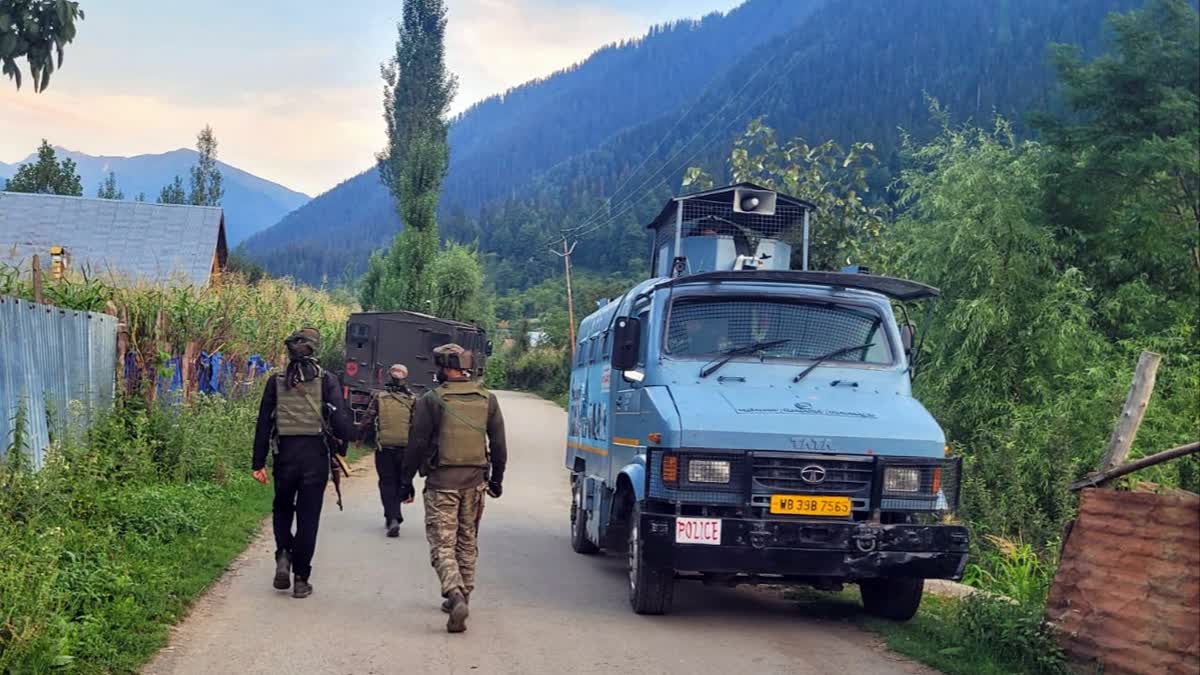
[246,0,1143,287]
[242,0,817,283]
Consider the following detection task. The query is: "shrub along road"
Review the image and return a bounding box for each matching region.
[143,392,932,674]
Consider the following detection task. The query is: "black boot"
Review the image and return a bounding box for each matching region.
[293,576,313,599]
[386,518,400,538]
[273,551,291,590]
[446,589,469,633]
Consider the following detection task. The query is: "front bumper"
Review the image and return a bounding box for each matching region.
[640,512,969,580]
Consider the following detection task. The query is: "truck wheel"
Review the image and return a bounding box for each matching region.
[627,502,674,614]
[570,478,599,555]
[859,577,924,621]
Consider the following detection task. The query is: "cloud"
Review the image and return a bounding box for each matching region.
[0,0,717,195]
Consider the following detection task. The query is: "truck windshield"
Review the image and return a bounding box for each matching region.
[666,297,891,365]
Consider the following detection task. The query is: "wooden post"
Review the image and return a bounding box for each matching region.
[31,254,44,304]
[1098,351,1162,472]
[551,239,579,354]
[562,239,577,353]
[182,340,198,403]
[105,301,128,396]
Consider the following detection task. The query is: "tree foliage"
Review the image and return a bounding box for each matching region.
[1036,0,1199,338]
[3,139,82,195]
[157,176,186,205]
[685,118,887,270]
[95,171,123,200]
[188,125,224,207]
[0,0,84,92]
[364,0,457,310]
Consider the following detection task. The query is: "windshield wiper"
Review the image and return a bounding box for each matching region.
[792,343,875,384]
[699,339,792,379]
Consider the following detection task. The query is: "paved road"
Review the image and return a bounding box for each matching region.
[144,391,932,675]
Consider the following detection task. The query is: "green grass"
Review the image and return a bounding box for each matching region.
[784,587,1066,675]
[0,394,282,674]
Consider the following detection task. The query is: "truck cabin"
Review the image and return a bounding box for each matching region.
[566,185,966,617]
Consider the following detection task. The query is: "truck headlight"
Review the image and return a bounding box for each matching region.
[688,459,731,484]
[883,467,920,493]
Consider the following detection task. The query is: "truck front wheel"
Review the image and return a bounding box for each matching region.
[570,478,599,555]
[859,577,924,621]
[627,502,674,614]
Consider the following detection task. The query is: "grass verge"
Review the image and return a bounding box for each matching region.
[784,587,1066,675]
[1,392,287,674]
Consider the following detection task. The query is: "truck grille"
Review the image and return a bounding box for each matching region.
[751,454,873,497]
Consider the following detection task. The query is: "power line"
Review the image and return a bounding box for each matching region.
[551,43,788,245]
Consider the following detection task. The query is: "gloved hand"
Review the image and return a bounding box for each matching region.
[487,481,502,499]
[399,479,415,502]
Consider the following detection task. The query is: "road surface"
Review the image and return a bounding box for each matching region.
[144,391,932,675]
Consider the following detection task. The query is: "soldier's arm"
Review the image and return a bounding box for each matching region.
[400,394,438,481]
[251,377,277,471]
[358,394,379,428]
[487,393,507,485]
[322,372,355,442]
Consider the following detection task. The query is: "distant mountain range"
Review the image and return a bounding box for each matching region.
[243,0,1143,288]
[0,148,310,245]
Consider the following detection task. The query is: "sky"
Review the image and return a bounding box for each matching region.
[0,0,743,196]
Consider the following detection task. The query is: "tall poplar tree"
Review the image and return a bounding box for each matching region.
[362,0,458,310]
[189,125,224,207]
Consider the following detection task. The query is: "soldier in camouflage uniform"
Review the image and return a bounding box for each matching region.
[400,344,506,634]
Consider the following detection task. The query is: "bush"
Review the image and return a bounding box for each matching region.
[957,594,1067,675]
[506,348,569,400]
[483,353,509,389]
[962,535,1057,606]
[0,391,272,673]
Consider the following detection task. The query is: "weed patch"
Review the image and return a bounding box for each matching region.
[0,393,274,674]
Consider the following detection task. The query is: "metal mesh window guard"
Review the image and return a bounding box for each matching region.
[665,297,890,363]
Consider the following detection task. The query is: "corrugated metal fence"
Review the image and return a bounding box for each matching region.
[0,295,117,469]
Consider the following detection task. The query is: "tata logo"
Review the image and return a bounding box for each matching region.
[790,436,835,451]
[794,402,814,411]
[799,465,827,484]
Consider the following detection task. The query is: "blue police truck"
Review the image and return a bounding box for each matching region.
[565,184,968,618]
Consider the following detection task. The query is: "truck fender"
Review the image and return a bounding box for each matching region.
[617,458,646,503]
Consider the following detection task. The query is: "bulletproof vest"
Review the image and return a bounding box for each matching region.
[376,391,413,447]
[433,380,489,468]
[274,375,323,436]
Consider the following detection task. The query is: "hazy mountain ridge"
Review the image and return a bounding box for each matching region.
[0,148,310,245]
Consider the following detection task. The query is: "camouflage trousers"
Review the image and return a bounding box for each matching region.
[423,484,487,597]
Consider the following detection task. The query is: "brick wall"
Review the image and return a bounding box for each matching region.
[1045,488,1200,675]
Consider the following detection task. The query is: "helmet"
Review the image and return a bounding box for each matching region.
[433,343,474,371]
[284,327,320,361]
[388,363,409,380]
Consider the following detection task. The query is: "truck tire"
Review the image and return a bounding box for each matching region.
[859,577,924,621]
[627,502,674,614]
[570,478,599,555]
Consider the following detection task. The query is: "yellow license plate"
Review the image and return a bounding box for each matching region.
[770,495,851,516]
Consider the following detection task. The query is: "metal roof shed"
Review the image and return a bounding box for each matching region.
[0,191,227,287]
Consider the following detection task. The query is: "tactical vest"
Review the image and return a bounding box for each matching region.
[274,375,323,436]
[376,391,413,447]
[433,380,489,468]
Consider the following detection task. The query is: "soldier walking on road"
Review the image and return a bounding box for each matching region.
[357,363,415,537]
[251,328,354,598]
[400,344,506,634]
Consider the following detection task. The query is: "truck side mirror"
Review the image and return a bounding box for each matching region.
[900,324,914,354]
[611,316,641,371]
[485,340,494,356]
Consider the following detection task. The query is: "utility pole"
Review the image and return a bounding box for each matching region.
[551,239,579,353]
